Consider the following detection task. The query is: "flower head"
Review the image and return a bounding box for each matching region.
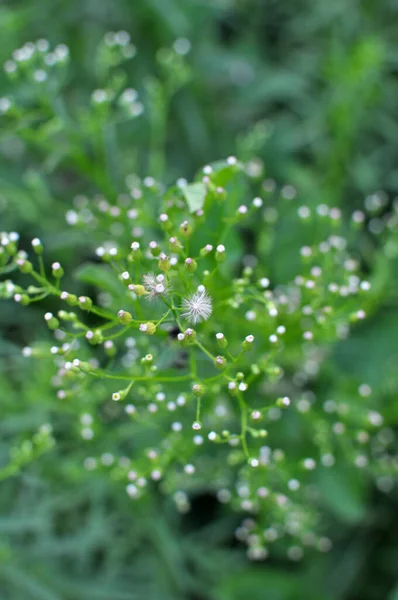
[142,272,170,301]
[181,287,213,325]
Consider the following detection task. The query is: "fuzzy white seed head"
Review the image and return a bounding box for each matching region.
[142,272,170,301]
[181,288,213,325]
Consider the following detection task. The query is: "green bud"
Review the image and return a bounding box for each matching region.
[129,284,146,297]
[52,262,64,278]
[184,257,197,272]
[242,334,254,350]
[139,322,156,335]
[215,332,228,348]
[169,236,183,252]
[129,242,141,261]
[158,253,171,272]
[179,220,192,237]
[104,340,116,357]
[32,238,43,255]
[17,259,33,274]
[148,241,161,257]
[184,328,196,343]
[60,291,78,306]
[192,383,205,397]
[118,309,133,325]
[215,244,226,262]
[86,329,103,345]
[78,296,92,311]
[44,312,59,330]
[214,355,227,369]
[200,244,213,257]
[16,293,30,306]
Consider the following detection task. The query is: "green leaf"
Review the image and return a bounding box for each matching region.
[182,182,207,213]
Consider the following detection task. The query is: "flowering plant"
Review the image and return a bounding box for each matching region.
[1,36,397,563]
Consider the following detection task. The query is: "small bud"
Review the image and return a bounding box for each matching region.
[215,332,228,348]
[242,334,254,350]
[159,213,171,230]
[17,259,33,274]
[129,241,141,261]
[184,328,196,343]
[61,291,78,306]
[32,238,43,255]
[78,296,92,311]
[214,355,227,369]
[149,241,161,257]
[52,262,64,278]
[276,396,290,408]
[44,312,59,330]
[185,257,197,273]
[128,284,146,296]
[158,253,171,272]
[104,340,116,357]
[169,236,183,252]
[85,329,103,345]
[236,205,248,218]
[139,322,156,335]
[14,293,30,305]
[199,244,213,257]
[215,244,226,262]
[179,220,192,237]
[192,383,205,396]
[120,271,132,284]
[118,310,133,325]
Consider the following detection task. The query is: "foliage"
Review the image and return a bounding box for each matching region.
[1,2,398,600]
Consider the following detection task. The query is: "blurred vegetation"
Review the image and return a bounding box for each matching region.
[1,1,398,599]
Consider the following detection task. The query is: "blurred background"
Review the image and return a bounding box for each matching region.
[1,1,398,599]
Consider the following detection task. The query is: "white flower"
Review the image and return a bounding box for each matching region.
[181,288,213,324]
[142,272,170,301]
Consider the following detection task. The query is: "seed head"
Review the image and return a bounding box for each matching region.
[181,287,213,325]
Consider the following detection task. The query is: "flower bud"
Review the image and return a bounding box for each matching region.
[276,396,291,408]
[118,310,133,325]
[215,244,226,262]
[179,220,192,237]
[120,271,132,285]
[32,238,43,255]
[214,355,227,369]
[129,241,141,261]
[44,312,59,330]
[242,334,254,350]
[52,262,64,278]
[159,213,171,230]
[78,296,92,311]
[139,322,156,335]
[17,259,33,274]
[184,257,197,273]
[14,293,30,306]
[192,383,205,397]
[128,284,146,296]
[149,241,161,257]
[158,253,171,272]
[200,244,213,257]
[184,328,196,343]
[215,332,228,348]
[169,236,183,252]
[61,291,78,306]
[104,340,116,357]
[85,329,103,345]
